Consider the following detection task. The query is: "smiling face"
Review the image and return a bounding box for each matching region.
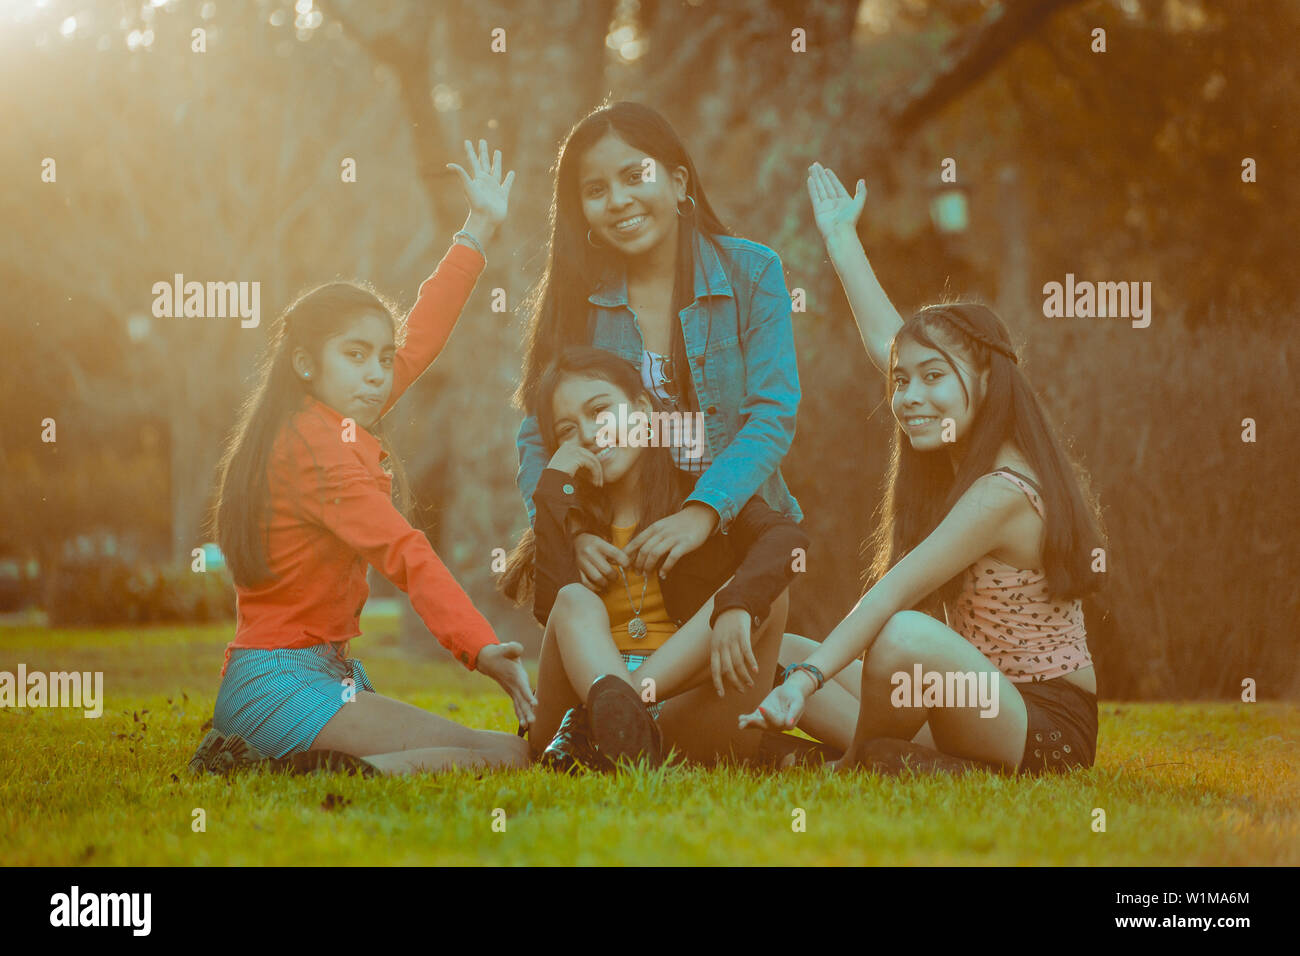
[295,312,395,428]
[577,130,688,256]
[890,333,987,452]
[549,374,649,487]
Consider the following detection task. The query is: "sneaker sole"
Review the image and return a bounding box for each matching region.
[588,678,660,768]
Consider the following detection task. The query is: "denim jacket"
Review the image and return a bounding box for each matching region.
[515,232,802,531]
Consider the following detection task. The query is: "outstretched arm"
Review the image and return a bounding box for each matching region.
[739,474,1031,731]
[292,435,500,671]
[808,162,904,376]
[383,139,516,412]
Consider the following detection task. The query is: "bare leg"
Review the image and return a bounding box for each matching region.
[526,620,582,757]
[779,633,935,753]
[839,610,1026,770]
[549,583,634,699]
[529,582,789,766]
[540,580,776,712]
[310,690,530,771]
[361,747,506,775]
[650,590,789,767]
[527,574,790,770]
[526,582,653,756]
[526,582,619,756]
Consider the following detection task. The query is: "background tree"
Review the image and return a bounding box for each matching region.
[2,0,1294,696]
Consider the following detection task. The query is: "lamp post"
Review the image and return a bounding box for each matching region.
[929,181,970,239]
[927,178,975,294]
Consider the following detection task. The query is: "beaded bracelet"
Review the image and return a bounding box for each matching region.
[782,662,825,692]
[452,229,486,261]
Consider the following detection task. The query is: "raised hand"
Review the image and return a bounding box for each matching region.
[446,138,516,233]
[546,435,604,488]
[807,162,866,242]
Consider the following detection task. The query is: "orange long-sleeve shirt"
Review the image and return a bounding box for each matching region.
[221,241,498,675]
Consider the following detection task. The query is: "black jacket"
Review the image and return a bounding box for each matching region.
[531,467,808,632]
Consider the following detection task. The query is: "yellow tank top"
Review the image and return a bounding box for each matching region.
[602,524,679,651]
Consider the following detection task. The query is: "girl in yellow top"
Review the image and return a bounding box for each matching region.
[603,522,678,654]
[501,347,809,770]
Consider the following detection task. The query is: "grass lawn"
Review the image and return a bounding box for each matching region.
[2,620,1297,866]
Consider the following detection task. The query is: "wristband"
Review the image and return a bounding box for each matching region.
[782,662,825,692]
[453,229,486,261]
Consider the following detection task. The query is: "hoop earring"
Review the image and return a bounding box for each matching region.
[587,229,602,248]
[676,195,697,218]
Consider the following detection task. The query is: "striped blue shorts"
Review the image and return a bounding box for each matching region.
[213,642,375,759]
[619,650,662,719]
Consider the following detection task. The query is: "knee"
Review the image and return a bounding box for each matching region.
[501,734,533,768]
[865,610,934,673]
[552,582,604,620]
[780,631,818,664]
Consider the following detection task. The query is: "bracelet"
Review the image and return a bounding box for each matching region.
[782,662,825,692]
[452,229,486,261]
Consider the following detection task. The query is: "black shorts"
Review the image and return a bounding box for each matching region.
[1017,676,1098,775]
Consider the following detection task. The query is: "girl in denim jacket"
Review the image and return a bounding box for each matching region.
[514,101,802,589]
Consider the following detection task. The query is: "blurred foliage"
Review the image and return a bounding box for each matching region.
[46,559,235,627]
[1,0,1295,695]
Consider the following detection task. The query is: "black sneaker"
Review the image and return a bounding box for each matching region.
[539,706,611,773]
[587,675,663,770]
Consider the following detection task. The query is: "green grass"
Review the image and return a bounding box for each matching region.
[2,621,1297,866]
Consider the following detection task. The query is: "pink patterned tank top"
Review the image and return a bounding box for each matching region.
[950,469,1093,683]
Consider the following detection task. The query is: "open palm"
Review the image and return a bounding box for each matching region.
[738,681,806,732]
[447,138,515,230]
[807,162,866,240]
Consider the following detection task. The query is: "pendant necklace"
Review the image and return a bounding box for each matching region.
[617,566,649,641]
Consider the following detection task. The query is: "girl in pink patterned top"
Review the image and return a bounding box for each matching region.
[952,468,1094,683]
[743,164,1106,775]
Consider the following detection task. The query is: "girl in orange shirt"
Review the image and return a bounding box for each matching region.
[194,140,535,776]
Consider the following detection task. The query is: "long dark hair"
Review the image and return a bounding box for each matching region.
[865,302,1106,612]
[514,100,733,419]
[205,282,413,589]
[500,346,691,605]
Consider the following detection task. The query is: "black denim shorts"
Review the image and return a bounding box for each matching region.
[1017,676,1098,775]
